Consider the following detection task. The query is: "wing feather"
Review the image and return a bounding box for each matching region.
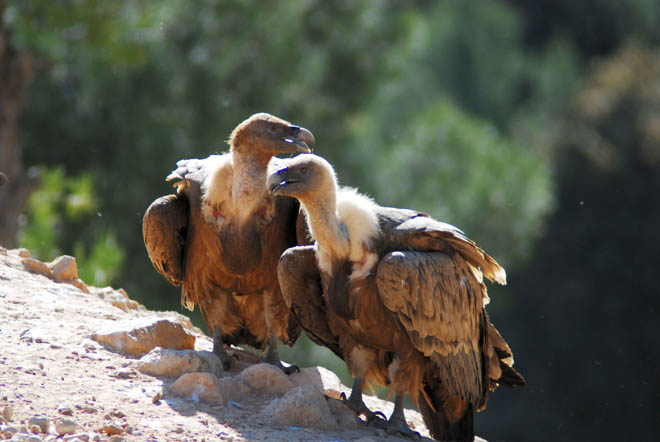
[382,211,506,285]
[278,246,343,359]
[142,194,189,287]
[376,250,483,405]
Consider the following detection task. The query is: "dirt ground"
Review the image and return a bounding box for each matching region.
[0,248,440,442]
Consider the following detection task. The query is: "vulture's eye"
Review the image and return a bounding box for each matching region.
[299,167,308,174]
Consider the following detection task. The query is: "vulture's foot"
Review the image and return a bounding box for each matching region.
[384,394,420,439]
[212,327,235,371]
[340,391,387,425]
[264,358,300,375]
[385,416,421,440]
[263,333,300,375]
[213,346,235,371]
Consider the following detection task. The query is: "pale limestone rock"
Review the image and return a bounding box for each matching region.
[289,366,344,395]
[138,348,224,378]
[27,416,49,433]
[2,405,13,421]
[55,419,77,435]
[238,363,295,396]
[93,287,139,312]
[62,434,89,442]
[48,255,78,282]
[16,248,31,258]
[101,422,123,436]
[168,372,251,403]
[262,385,339,430]
[326,397,360,429]
[90,318,195,357]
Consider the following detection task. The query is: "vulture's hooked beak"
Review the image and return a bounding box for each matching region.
[282,125,315,153]
[268,168,296,196]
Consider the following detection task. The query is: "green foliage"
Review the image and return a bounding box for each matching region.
[18,167,124,287]
[352,100,554,267]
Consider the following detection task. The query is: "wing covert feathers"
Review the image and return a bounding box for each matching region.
[376,251,484,405]
[142,194,189,287]
[278,246,343,358]
[389,214,506,285]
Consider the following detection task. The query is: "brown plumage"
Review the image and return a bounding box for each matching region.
[142,113,314,372]
[271,154,524,441]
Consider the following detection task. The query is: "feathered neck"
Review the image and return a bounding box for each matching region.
[300,187,351,260]
[230,149,271,222]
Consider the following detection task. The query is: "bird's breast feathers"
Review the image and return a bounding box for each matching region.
[200,154,234,227]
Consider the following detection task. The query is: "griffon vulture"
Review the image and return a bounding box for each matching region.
[142,113,315,373]
[271,154,524,441]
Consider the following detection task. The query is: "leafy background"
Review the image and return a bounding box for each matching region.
[2,1,659,440]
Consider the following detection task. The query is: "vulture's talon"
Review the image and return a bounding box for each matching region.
[341,394,386,426]
[262,357,299,375]
[385,417,421,440]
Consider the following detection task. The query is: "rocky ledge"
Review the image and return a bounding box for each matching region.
[0,248,434,442]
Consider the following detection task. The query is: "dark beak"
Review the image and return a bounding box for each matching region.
[282,125,315,153]
[268,168,294,196]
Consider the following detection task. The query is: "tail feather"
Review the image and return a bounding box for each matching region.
[419,376,475,442]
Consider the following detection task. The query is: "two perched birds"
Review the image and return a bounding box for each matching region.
[143,113,524,442]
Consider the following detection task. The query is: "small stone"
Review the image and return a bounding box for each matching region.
[48,255,78,282]
[3,426,18,435]
[62,433,89,442]
[168,372,251,404]
[25,437,44,442]
[17,248,31,258]
[30,425,41,434]
[21,258,54,279]
[151,393,162,404]
[108,436,126,442]
[290,366,344,395]
[27,416,49,433]
[261,385,339,430]
[101,422,123,436]
[138,348,224,378]
[90,318,195,357]
[238,363,295,396]
[1,405,13,421]
[57,406,73,416]
[55,419,77,435]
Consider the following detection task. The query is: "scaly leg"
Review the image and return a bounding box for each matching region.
[212,326,234,371]
[263,333,299,374]
[385,395,421,439]
[341,377,387,425]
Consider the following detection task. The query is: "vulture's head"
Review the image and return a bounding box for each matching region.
[229,113,315,157]
[267,154,337,204]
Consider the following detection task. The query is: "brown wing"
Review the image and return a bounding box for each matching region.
[376,250,486,406]
[142,194,189,286]
[278,245,343,359]
[376,250,523,408]
[378,208,506,286]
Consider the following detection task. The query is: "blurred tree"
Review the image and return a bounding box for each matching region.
[0,0,40,247]
[490,44,660,441]
[506,0,660,56]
